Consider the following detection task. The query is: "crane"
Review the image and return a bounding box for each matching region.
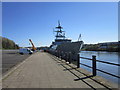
[29,39,36,51]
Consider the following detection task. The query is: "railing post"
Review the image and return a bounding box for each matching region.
[55,51,56,56]
[62,52,65,59]
[66,52,69,62]
[65,52,67,62]
[92,55,96,76]
[62,52,64,59]
[59,51,61,59]
[56,51,57,57]
[69,52,71,64]
[57,51,59,57]
[61,51,62,60]
[79,54,80,68]
[77,53,80,68]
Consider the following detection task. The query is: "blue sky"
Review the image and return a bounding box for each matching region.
[2,2,118,47]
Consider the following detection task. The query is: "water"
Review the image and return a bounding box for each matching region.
[80,51,119,84]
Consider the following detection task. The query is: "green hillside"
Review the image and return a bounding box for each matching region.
[82,42,119,52]
[0,36,19,49]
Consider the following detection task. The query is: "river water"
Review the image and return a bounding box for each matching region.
[80,51,119,84]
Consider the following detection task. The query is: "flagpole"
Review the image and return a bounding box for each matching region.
[78,34,81,41]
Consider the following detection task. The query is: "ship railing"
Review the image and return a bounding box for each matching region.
[48,50,120,78]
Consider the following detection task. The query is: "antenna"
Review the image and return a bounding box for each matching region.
[58,20,60,26]
[78,34,82,41]
[63,32,65,38]
[56,20,63,29]
[53,28,55,35]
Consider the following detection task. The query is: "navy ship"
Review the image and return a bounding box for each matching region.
[49,21,84,61]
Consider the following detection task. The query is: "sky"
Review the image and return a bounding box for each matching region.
[2,2,118,47]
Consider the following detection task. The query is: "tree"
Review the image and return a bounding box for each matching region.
[2,36,19,49]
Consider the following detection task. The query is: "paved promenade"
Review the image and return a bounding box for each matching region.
[2,52,118,89]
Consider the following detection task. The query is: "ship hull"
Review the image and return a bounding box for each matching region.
[56,41,83,61]
[49,41,83,62]
[56,41,83,53]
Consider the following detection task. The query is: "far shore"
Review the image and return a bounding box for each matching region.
[81,50,119,52]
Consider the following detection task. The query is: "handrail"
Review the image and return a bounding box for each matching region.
[80,56,120,66]
[96,68,120,78]
[48,50,120,79]
[80,56,120,78]
[80,57,93,60]
[80,62,92,68]
[80,62,120,78]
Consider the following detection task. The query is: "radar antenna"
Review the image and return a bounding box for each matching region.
[54,21,65,39]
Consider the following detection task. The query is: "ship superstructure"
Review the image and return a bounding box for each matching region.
[52,21,71,46]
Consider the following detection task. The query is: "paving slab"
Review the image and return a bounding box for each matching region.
[2,52,118,89]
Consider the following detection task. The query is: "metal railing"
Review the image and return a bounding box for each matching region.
[48,50,120,78]
[80,55,120,78]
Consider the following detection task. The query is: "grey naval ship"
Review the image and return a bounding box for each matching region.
[49,21,84,61]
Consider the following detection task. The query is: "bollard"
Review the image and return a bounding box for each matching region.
[77,53,80,68]
[92,55,97,76]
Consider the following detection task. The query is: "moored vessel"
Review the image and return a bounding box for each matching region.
[49,21,84,61]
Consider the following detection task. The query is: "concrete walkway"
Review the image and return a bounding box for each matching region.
[2,52,118,88]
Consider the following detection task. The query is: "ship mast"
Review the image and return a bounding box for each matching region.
[54,21,65,39]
